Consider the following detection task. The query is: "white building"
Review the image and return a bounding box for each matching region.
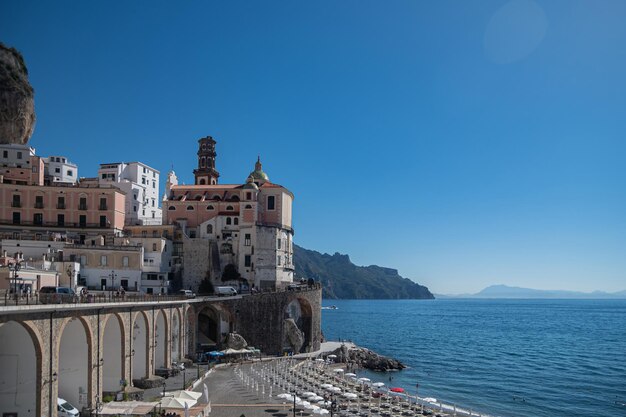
[0,143,35,168]
[43,155,78,184]
[97,162,162,226]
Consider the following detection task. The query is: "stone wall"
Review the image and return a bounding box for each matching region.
[218,286,322,355]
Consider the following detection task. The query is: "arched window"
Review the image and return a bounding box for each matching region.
[230,195,240,202]
[245,204,252,209]
[234,218,239,225]
[206,224,213,234]
[226,217,232,225]
[186,205,194,211]
[206,205,214,210]
[195,195,202,201]
[226,205,234,211]
[213,195,221,201]
[199,179,206,185]
[200,156,206,168]
[168,206,176,211]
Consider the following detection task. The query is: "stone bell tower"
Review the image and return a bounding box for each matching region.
[193,136,220,185]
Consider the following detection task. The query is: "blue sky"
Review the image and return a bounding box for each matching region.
[2,1,625,294]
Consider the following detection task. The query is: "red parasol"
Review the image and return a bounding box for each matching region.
[389,387,405,393]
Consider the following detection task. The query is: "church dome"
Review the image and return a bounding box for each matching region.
[243,175,259,190]
[248,156,269,182]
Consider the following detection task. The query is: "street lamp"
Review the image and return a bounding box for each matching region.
[330,393,338,417]
[8,261,21,301]
[162,381,167,397]
[94,394,102,417]
[109,270,117,291]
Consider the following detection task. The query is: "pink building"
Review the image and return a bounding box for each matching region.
[163,136,295,291]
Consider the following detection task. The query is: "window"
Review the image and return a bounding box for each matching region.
[57,196,65,209]
[245,204,252,209]
[168,206,175,210]
[11,212,20,224]
[12,194,21,207]
[152,181,155,188]
[55,167,61,173]
[246,192,252,200]
[152,199,155,207]
[2,150,7,158]
[134,206,137,212]
[206,224,213,234]
[226,217,232,225]
[17,151,22,159]
[153,231,158,237]
[186,205,194,211]
[234,218,239,225]
[67,170,73,176]
[206,205,214,210]
[35,195,44,208]
[141,178,146,185]
[122,256,129,267]
[79,215,86,227]
[245,234,251,246]
[101,255,107,266]
[152,243,157,251]
[245,255,251,267]
[143,167,147,173]
[79,197,87,210]
[142,231,147,237]
[277,255,282,266]
[226,205,233,211]
[100,216,107,227]
[33,213,43,225]
[99,197,107,210]
[267,195,275,210]
[133,194,137,200]
[57,214,65,226]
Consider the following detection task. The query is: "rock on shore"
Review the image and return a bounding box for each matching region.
[329,343,405,372]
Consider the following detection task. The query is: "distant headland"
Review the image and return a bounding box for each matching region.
[436,284,626,299]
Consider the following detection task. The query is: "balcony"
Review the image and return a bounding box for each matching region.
[57,203,66,209]
[99,205,108,210]
[11,201,21,208]
[78,204,88,210]
[0,219,114,229]
[35,202,44,209]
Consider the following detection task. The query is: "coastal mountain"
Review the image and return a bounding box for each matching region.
[294,245,434,300]
[438,284,626,299]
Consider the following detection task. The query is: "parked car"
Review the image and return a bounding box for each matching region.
[214,286,237,297]
[40,287,76,304]
[57,397,79,417]
[178,289,196,298]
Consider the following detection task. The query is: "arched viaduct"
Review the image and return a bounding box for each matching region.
[0,287,321,417]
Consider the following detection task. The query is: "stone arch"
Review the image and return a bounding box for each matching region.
[197,304,234,350]
[284,297,314,353]
[0,320,43,417]
[101,313,125,393]
[131,311,149,381]
[171,309,182,362]
[154,309,168,369]
[57,316,92,411]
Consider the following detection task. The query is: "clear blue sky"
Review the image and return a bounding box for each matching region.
[2,1,625,294]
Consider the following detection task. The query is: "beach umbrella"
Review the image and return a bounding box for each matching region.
[327,354,337,359]
[330,387,342,393]
[160,397,194,409]
[315,358,325,363]
[303,392,317,397]
[358,378,371,383]
[320,383,333,389]
[390,387,405,393]
[343,393,358,400]
[169,390,202,402]
[333,368,344,373]
[372,382,385,388]
[313,408,330,415]
[345,373,357,377]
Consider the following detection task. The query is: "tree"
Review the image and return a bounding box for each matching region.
[221,264,241,282]
[198,270,214,295]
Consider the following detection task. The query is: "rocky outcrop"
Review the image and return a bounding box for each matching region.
[329,344,405,372]
[225,332,248,349]
[0,43,35,144]
[283,318,305,353]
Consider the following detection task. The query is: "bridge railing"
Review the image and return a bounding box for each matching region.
[1,291,187,307]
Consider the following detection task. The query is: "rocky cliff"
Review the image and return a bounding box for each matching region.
[0,43,35,144]
[294,245,434,300]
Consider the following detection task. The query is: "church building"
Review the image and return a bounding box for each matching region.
[163,136,295,291]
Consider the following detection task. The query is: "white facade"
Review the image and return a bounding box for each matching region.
[113,235,172,294]
[43,155,78,184]
[98,162,162,226]
[0,143,35,168]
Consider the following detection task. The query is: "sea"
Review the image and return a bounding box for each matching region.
[320,299,626,417]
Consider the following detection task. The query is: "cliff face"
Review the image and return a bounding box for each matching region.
[0,43,35,144]
[294,244,434,300]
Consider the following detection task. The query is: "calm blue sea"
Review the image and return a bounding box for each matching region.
[320,299,626,417]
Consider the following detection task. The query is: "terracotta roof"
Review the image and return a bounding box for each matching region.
[171,184,241,190]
